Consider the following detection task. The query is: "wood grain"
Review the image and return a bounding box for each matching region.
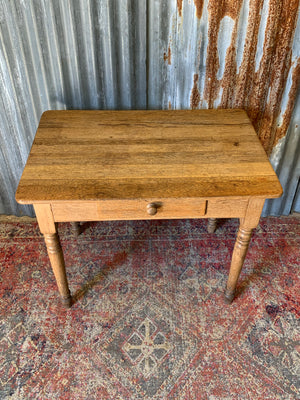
[17,110,283,306]
[43,233,72,307]
[207,218,217,233]
[16,110,282,204]
[225,198,265,303]
[34,204,72,307]
[47,198,249,222]
[51,199,207,221]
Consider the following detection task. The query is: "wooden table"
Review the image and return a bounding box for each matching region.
[16,110,282,307]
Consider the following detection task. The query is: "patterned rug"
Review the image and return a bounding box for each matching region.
[0,217,299,399]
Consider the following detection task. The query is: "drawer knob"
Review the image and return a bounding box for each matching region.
[147,203,158,215]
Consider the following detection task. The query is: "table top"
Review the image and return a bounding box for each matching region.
[16,109,282,204]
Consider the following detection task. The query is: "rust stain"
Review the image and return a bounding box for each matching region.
[233,0,264,108]
[194,0,204,19]
[247,0,285,143]
[200,0,299,153]
[190,74,200,109]
[203,0,244,108]
[177,0,183,17]
[164,45,172,65]
[220,0,264,108]
[223,0,243,19]
[253,0,299,153]
[273,59,300,148]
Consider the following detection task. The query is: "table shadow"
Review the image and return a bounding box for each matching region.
[71,247,130,305]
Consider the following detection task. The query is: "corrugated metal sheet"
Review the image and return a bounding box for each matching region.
[263,86,300,216]
[293,180,300,212]
[0,0,299,217]
[0,0,147,216]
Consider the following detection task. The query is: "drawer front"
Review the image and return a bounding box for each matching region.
[98,199,207,220]
[206,198,249,218]
[51,199,207,222]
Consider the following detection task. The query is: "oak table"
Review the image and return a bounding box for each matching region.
[16,110,282,307]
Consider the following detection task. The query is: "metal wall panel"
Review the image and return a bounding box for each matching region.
[0,0,299,217]
[263,87,300,216]
[0,0,147,216]
[292,180,300,213]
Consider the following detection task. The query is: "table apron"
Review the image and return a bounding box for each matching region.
[50,198,249,222]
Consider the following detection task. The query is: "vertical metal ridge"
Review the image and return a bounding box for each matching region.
[12,1,48,122]
[116,0,132,109]
[1,1,37,151]
[146,0,150,109]
[100,0,117,108]
[35,0,65,110]
[77,0,99,109]
[263,87,300,216]
[0,0,299,216]
[58,0,83,108]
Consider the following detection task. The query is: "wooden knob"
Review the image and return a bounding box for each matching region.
[147,203,157,215]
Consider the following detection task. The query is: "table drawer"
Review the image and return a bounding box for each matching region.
[51,199,207,222]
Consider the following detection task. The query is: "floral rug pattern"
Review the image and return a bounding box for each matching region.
[0,217,299,399]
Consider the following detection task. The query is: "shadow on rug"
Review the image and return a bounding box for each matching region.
[0,217,299,399]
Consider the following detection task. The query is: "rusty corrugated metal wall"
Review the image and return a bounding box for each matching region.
[0,0,299,217]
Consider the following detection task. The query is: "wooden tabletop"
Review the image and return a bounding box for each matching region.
[16,109,282,204]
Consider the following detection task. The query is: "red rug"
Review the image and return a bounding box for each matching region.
[0,217,299,399]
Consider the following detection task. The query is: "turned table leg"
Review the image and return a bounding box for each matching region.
[225,198,265,303]
[207,218,217,233]
[34,204,72,307]
[71,222,81,237]
[43,233,72,307]
[225,226,252,303]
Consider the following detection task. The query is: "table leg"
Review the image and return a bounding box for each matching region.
[225,226,252,303]
[43,233,72,307]
[34,204,72,307]
[207,218,217,233]
[225,198,265,303]
[71,222,81,237]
